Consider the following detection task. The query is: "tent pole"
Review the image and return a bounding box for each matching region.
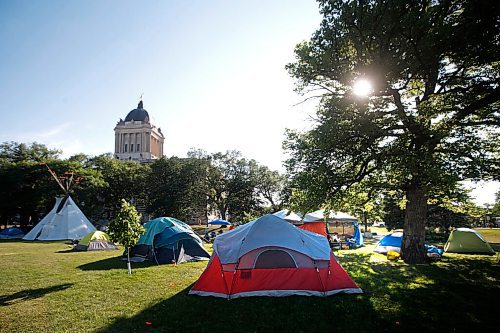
[172,245,177,265]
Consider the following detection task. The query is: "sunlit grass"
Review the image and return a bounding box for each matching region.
[0,234,498,332]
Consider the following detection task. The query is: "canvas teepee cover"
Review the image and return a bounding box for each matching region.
[23,196,96,241]
[189,214,362,299]
[444,228,495,254]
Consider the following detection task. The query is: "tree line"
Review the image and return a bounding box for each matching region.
[1,141,492,234]
[0,142,289,229]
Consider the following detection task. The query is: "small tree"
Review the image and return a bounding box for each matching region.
[107,199,144,274]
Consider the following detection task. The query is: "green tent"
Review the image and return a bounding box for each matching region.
[444,228,495,254]
[74,231,118,251]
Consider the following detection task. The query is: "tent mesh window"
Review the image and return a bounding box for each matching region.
[254,249,297,269]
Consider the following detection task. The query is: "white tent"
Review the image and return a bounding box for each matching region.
[272,209,303,223]
[303,209,358,223]
[23,196,96,241]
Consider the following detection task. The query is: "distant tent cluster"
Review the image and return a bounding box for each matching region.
[15,165,364,299]
[272,209,364,248]
[374,228,494,257]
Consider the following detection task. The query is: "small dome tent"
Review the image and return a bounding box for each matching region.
[129,217,210,264]
[74,231,118,251]
[0,227,25,239]
[444,228,495,254]
[373,232,403,254]
[189,214,362,299]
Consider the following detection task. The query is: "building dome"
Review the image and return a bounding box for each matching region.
[124,100,150,122]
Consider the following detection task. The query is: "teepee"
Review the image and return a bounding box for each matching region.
[23,163,96,241]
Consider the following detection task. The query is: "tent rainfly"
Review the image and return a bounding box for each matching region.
[189,214,362,299]
[129,217,210,264]
[23,196,96,241]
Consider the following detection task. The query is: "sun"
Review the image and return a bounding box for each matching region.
[352,79,373,97]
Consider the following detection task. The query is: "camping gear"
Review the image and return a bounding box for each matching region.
[302,210,362,246]
[444,228,495,254]
[208,219,232,226]
[129,217,210,264]
[189,214,362,299]
[387,250,400,260]
[74,231,118,251]
[23,196,96,241]
[0,227,25,239]
[345,222,364,248]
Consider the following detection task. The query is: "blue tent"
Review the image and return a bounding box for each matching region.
[0,227,25,239]
[129,217,210,264]
[373,232,403,253]
[208,219,231,226]
[352,222,364,247]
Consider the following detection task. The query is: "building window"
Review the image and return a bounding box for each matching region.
[131,144,134,152]
[137,144,140,152]
[124,144,128,152]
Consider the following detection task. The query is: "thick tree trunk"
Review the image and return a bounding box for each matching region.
[401,182,428,264]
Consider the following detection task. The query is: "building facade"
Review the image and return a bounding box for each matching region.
[114,100,164,162]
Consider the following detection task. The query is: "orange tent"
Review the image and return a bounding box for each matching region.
[298,222,328,237]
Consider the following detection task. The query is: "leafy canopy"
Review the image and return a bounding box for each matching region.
[285,0,500,206]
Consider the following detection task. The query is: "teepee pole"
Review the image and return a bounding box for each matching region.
[41,163,67,194]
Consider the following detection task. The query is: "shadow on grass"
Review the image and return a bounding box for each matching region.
[97,252,499,332]
[98,283,388,333]
[0,283,73,306]
[340,252,500,331]
[77,256,156,271]
[55,248,77,253]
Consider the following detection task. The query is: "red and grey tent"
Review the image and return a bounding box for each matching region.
[189,214,362,299]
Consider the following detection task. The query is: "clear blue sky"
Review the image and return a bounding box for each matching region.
[0,0,497,205]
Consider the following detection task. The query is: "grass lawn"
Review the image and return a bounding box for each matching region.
[1,234,499,333]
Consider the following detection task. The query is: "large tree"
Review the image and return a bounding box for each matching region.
[285,0,500,263]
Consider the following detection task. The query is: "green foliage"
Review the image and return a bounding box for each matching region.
[285,0,500,263]
[254,165,290,212]
[0,147,103,227]
[107,199,144,250]
[146,157,208,221]
[427,205,469,229]
[0,141,61,163]
[491,190,500,217]
[0,142,288,227]
[383,195,406,230]
[86,154,150,221]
